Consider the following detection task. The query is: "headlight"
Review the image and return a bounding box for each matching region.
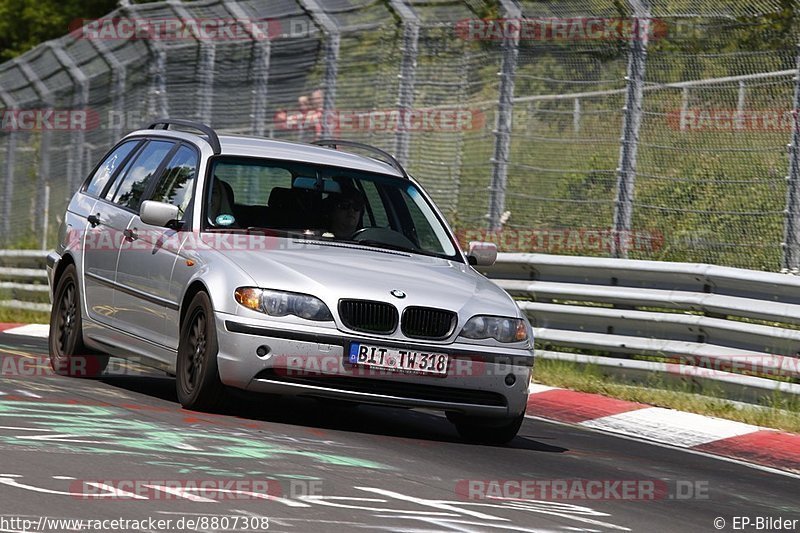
[460,315,528,343]
[234,288,333,321]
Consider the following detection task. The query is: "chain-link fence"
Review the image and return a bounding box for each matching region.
[0,0,799,271]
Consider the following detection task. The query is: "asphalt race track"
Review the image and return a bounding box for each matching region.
[0,330,797,533]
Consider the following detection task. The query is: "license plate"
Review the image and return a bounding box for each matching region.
[348,343,449,376]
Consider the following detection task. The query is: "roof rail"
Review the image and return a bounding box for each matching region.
[312,139,408,178]
[147,118,222,155]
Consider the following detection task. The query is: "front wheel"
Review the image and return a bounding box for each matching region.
[176,291,226,411]
[448,412,525,446]
[49,264,108,378]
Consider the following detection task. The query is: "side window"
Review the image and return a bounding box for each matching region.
[150,145,198,216]
[106,140,175,211]
[84,141,139,196]
[214,164,292,205]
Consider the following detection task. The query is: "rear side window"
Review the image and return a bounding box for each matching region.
[106,140,175,211]
[84,141,139,197]
[150,145,198,216]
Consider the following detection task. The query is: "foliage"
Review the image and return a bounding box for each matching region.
[0,0,116,61]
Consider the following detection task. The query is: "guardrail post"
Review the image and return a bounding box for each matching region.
[48,43,89,196]
[388,0,420,167]
[612,0,650,258]
[781,44,800,270]
[300,0,339,137]
[488,0,521,231]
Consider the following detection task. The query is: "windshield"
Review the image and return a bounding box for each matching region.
[204,157,461,261]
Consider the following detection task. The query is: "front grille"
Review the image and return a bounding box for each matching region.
[402,307,457,340]
[339,299,398,334]
[254,370,508,407]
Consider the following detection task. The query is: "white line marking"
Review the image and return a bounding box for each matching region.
[527,383,558,395]
[580,407,761,448]
[15,390,41,398]
[526,413,800,480]
[2,324,49,338]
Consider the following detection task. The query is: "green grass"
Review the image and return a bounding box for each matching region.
[534,358,800,434]
[0,307,50,325]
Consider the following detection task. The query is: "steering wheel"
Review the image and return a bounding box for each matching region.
[350,227,418,249]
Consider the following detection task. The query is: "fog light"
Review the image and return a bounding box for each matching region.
[504,373,516,386]
[256,345,270,358]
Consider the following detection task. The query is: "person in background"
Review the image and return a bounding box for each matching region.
[308,89,325,140]
[296,96,311,141]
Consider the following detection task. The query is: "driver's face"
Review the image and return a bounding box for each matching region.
[331,199,363,236]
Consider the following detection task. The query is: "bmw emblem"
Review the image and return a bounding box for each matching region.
[390,290,406,299]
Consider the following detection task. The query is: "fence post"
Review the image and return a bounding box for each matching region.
[169,1,215,124]
[736,80,746,130]
[222,0,271,136]
[88,38,127,140]
[48,43,89,195]
[781,45,800,270]
[388,0,420,167]
[487,0,521,231]
[611,0,651,258]
[0,89,15,245]
[121,4,167,121]
[301,0,340,137]
[15,58,53,239]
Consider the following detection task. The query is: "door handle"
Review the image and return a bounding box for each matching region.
[87,214,101,228]
[123,228,139,241]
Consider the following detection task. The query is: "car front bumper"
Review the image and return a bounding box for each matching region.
[215,312,533,418]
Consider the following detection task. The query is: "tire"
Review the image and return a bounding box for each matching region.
[449,412,525,446]
[49,264,109,378]
[176,291,226,411]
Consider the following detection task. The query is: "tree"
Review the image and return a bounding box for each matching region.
[0,0,117,61]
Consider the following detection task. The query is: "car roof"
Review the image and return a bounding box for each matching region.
[125,128,405,178]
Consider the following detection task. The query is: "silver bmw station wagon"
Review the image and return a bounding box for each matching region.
[47,119,534,444]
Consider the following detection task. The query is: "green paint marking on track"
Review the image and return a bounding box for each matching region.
[0,400,388,470]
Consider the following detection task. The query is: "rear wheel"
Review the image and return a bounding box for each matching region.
[176,291,226,411]
[49,264,108,378]
[448,412,525,446]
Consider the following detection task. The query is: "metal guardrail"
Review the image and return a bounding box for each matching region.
[0,250,50,312]
[481,253,800,402]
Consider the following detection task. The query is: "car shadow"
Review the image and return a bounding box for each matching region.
[98,372,567,454]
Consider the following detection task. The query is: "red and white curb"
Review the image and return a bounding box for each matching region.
[527,383,800,475]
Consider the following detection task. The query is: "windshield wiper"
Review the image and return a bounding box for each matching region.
[352,239,448,259]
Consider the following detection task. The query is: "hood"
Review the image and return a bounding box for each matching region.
[211,239,518,317]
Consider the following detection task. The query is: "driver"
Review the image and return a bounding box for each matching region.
[323,189,365,239]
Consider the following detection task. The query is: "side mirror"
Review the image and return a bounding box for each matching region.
[467,241,497,266]
[141,200,181,228]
